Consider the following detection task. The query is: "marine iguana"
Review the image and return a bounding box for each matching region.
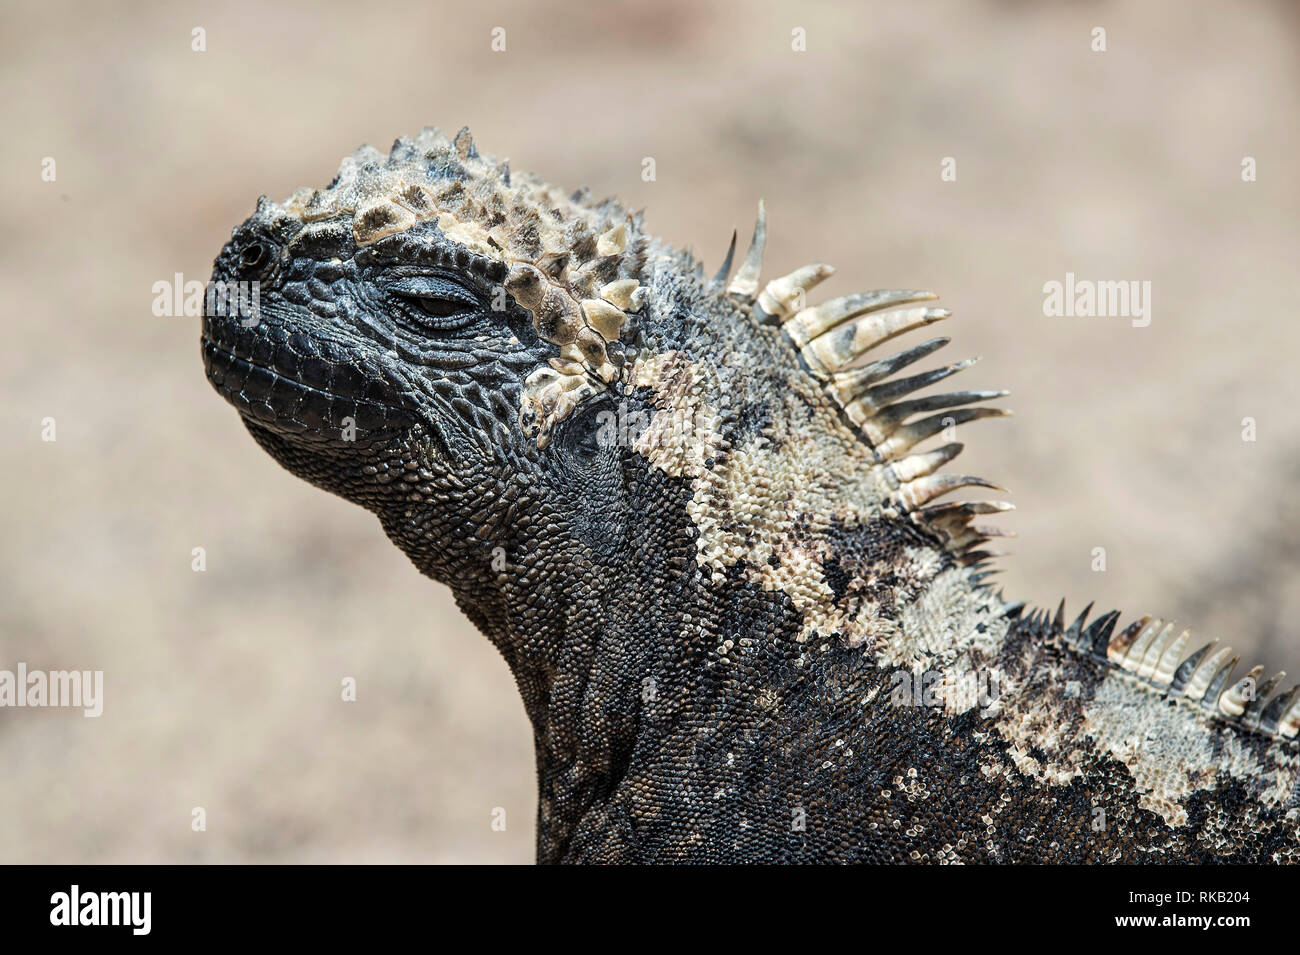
[200,127,1300,863]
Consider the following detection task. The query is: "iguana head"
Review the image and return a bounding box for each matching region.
[203,128,659,585]
[203,127,1012,646]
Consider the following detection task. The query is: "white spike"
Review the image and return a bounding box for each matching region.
[599,279,639,309]
[726,200,767,298]
[888,443,963,483]
[580,299,626,341]
[872,407,1010,460]
[1151,628,1192,687]
[896,474,1007,510]
[1183,645,1234,702]
[756,264,835,322]
[596,223,627,256]
[784,290,938,348]
[1111,617,1161,667]
[1136,622,1177,679]
[801,307,951,377]
[1219,665,1264,717]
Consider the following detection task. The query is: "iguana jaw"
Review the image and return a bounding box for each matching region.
[200,329,418,447]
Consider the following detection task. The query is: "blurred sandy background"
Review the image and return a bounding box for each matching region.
[1,0,1298,863]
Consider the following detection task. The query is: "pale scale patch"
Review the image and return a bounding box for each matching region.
[629,348,1012,653]
[1081,670,1300,827]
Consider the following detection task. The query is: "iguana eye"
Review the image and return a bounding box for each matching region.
[413,296,468,319]
[387,275,482,331]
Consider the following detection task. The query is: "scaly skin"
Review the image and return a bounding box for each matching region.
[201,128,1300,863]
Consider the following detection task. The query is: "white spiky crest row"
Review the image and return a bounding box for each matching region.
[717,201,1014,566]
[1033,603,1300,740]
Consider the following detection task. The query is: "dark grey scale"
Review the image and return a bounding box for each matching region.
[569,231,598,262]
[352,401,391,432]
[1063,602,1094,646]
[452,127,478,160]
[261,324,289,349]
[423,153,469,182]
[1083,609,1120,657]
[860,361,970,409]
[536,251,569,279]
[623,236,650,278]
[306,278,335,302]
[709,231,738,289]
[512,218,543,257]
[472,254,507,283]
[281,282,311,307]
[878,390,1006,431]
[585,255,623,286]
[246,333,277,368]
[312,259,347,283]
[855,337,952,385]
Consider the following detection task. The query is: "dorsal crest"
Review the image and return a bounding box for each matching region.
[719,202,1014,566]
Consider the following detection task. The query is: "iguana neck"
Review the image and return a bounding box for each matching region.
[409,490,1005,861]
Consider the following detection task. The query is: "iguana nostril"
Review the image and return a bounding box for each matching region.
[238,241,268,274]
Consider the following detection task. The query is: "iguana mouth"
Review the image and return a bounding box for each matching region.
[201,335,415,440]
